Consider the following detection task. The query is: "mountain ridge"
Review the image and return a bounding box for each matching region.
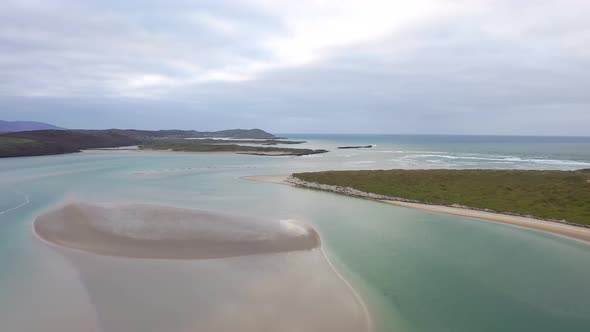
[0,120,64,132]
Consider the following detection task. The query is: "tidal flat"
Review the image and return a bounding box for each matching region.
[32,201,370,332]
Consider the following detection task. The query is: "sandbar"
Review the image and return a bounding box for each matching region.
[34,202,320,259]
[32,201,371,332]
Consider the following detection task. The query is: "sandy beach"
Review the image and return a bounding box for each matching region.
[243,174,590,243]
[387,201,590,242]
[33,201,371,332]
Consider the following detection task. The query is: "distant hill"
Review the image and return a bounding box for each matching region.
[0,128,281,158]
[0,120,64,132]
[0,130,139,157]
[202,129,278,139]
[105,128,279,139]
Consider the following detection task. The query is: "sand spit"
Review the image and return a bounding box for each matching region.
[241,174,293,184]
[244,174,590,243]
[34,202,320,259]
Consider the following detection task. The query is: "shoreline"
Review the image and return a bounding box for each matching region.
[81,149,314,156]
[31,201,373,331]
[32,223,374,332]
[241,175,373,331]
[319,245,373,332]
[243,174,590,243]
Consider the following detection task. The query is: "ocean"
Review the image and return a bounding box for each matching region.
[1,134,589,331]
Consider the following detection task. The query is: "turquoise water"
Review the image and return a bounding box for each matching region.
[1,135,590,331]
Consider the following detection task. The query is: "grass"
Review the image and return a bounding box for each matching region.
[293,169,590,225]
[0,131,321,158]
[182,139,305,145]
[0,130,139,157]
[141,139,327,156]
[0,137,48,157]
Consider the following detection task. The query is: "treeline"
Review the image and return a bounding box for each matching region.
[0,130,138,157]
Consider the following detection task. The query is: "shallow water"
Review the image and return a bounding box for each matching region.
[1,135,590,331]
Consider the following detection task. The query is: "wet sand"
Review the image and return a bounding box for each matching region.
[33,202,371,332]
[34,202,320,259]
[242,174,293,184]
[244,174,590,243]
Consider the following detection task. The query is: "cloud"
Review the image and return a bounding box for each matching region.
[0,0,589,135]
[0,0,481,96]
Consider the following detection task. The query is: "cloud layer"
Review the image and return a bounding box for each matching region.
[1,0,589,134]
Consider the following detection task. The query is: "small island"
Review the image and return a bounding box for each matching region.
[337,145,373,149]
[139,138,327,156]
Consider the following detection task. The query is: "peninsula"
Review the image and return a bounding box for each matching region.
[291,169,590,226]
[0,128,327,157]
[140,139,327,156]
[244,169,590,243]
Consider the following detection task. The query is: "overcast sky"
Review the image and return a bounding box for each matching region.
[1,0,589,135]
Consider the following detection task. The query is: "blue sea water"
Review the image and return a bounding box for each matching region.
[1,134,589,331]
[279,134,590,170]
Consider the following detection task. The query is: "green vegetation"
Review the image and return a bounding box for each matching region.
[0,128,305,158]
[0,130,138,157]
[84,128,279,140]
[0,137,48,157]
[293,169,590,225]
[181,139,305,145]
[141,139,327,156]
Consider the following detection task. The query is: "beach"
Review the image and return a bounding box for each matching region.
[243,174,590,243]
[33,201,371,332]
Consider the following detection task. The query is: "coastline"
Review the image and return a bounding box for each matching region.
[243,174,590,243]
[319,245,373,332]
[241,175,373,331]
[81,149,313,156]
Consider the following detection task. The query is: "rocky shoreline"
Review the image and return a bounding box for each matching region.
[337,145,373,149]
